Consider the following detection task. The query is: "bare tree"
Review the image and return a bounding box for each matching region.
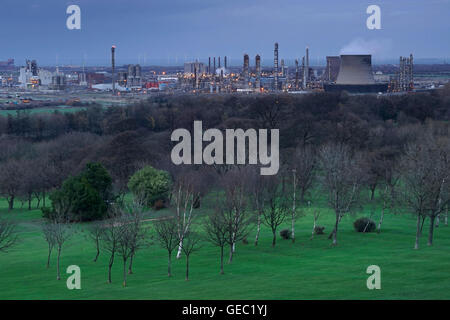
[220,167,252,263]
[0,218,17,252]
[204,210,229,274]
[47,213,73,280]
[154,217,179,277]
[319,143,364,246]
[42,222,56,268]
[400,137,450,249]
[86,222,103,262]
[124,203,147,275]
[180,231,201,281]
[262,176,290,247]
[247,167,268,246]
[100,208,123,283]
[170,167,209,259]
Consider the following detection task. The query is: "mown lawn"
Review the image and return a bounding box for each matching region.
[0,194,449,300]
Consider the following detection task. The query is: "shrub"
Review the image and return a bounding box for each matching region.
[314,226,325,235]
[280,229,291,240]
[353,217,376,233]
[128,166,171,207]
[42,162,113,222]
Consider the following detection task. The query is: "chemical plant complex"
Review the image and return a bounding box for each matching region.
[0,42,449,108]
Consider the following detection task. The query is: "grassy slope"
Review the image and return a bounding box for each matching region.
[0,194,449,300]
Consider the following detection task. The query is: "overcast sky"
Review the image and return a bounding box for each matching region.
[1,0,449,66]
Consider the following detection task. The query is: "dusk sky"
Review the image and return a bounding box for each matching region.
[1,0,449,66]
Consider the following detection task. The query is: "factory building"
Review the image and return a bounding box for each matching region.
[127,64,142,89]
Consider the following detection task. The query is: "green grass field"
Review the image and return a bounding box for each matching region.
[0,193,449,300]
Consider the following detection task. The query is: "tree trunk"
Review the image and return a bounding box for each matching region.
[377,203,385,234]
[331,215,339,246]
[28,194,32,210]
[228,243,233,263]
[43,191,46,207]
[128,253,134,274]
[94,239,100,262]
[185,256,189,281]
[446,210,448,226]
[272,230,276,247]
[254,213,261,246]
[8,196,14,211]
[220,246,224,275]
[435,215,440,228]
[428,216,436,246]
[414,215,421,249]
[168,252,172,277]
[123,259,127,287]
[108,252,115,283]
[47,245,52,268]
[176,239,183,259]
[292,173,296,244]
[56,247,61,280]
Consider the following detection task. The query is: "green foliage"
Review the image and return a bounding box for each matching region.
[353,217,376,233]
[43,162,113,221]
[128,166,171,207]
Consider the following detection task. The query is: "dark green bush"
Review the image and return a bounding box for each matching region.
[353,217,376,233]
[314,226,325,235]
[280,229,291,239]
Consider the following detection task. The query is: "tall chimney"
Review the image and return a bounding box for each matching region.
[224,56,227,69]
[274,42,279,91]
[218,56,221,68]
[243,54,249,87]
[295,59,299,90]
[255,54,261,91]
[208,57,211,75]
[111,45,116,95]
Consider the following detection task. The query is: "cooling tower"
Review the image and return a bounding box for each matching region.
[324,54,388,93]
[336,55,375,85]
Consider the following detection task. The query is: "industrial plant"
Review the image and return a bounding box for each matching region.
[1,39,448,111]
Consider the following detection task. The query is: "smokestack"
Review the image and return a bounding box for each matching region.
[295,59,299,90]
[243,54,249,87]
[111,45,116,94]
[255,54,261,91]
[224,56,227,69]
[208,57,211,74]
[213,57,216,75]
[218,56,221,68]
[302,56,305,89]
[305,47,309,88]
[274,42,279,91]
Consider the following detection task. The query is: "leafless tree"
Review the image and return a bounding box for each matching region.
[154,217,179,277]
[180,231,201,281]
[42,222,56,268]
[0,218,17,252]
[204,210,229,274]
[289,145,317,243]
[399,136,450,249]
[100,208,123,283]
[219,167,252,263]
[46,213,73,280]
[262,175,290,247]
[319,143,364,246]
[86,222,102,262]
[247,167,268,246]
[124,203,147,275]
[170,167,210,259]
